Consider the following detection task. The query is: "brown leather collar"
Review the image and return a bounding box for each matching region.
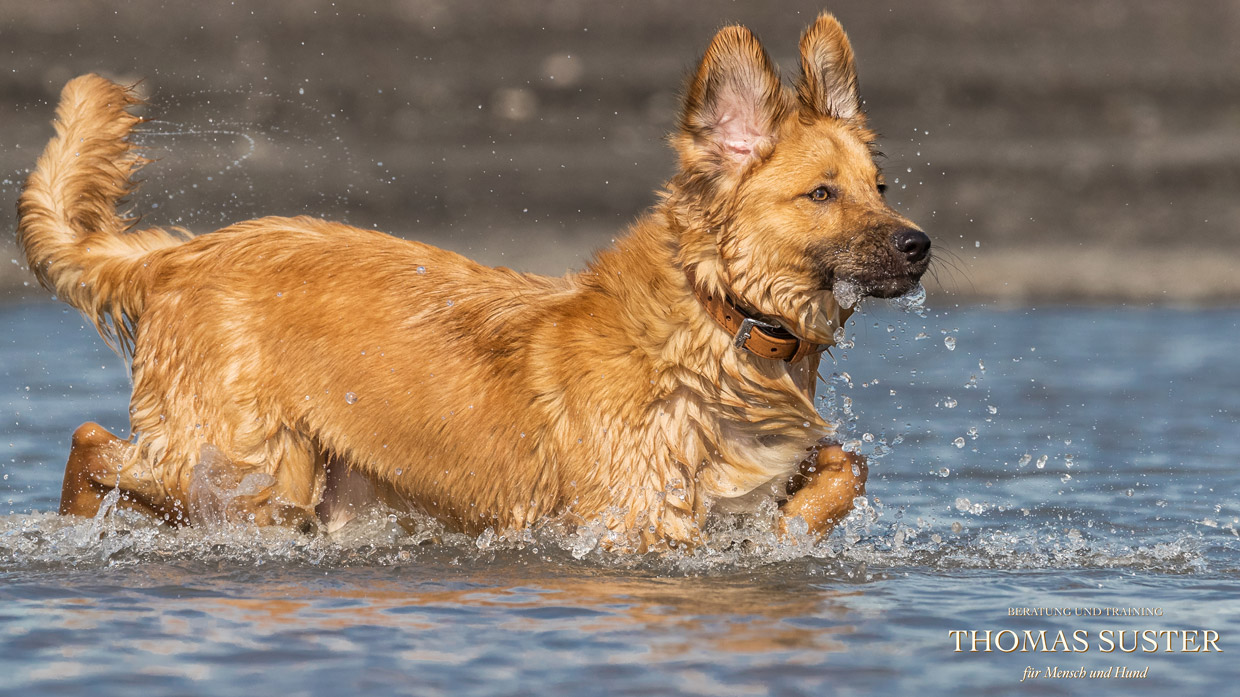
[684,266,823,362]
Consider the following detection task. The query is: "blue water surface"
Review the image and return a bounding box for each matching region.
[1,300,1237,696]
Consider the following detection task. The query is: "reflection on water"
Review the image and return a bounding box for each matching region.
[0,556,870,696]
[71,571,858,655]
[1,301,1239,695]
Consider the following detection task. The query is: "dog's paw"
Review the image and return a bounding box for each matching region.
[778,444,867,540]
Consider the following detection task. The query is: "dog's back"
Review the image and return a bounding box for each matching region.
[124,216,582,530]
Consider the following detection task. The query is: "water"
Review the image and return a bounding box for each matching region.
[1,300,1237,696]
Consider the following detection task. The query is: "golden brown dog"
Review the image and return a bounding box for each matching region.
[18,13,929,551]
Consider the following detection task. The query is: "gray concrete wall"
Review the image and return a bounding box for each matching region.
[3,1,1238,304]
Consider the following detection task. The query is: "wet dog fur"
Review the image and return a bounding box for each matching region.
[18,13,929,551]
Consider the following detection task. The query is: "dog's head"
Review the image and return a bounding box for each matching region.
[672,13,930,344]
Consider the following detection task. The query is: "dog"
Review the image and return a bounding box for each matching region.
[17,13,929,551]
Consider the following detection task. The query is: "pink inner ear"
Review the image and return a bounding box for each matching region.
[712,84,771,162]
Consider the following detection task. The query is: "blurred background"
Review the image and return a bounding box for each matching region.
[2,0,1238,304]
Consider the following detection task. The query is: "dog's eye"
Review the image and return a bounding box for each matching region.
[808,186,832,202]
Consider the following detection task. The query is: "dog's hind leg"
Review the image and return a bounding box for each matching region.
[59,422,162,519]
[779,444,868,539]
[58,422,319,531]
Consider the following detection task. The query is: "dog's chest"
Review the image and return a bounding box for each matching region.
[657,388,829,507]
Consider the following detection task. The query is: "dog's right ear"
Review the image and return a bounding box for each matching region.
[675,26,788,179]
[796,13,861,121]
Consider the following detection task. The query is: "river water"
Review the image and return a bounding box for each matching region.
[1,299,1236,696]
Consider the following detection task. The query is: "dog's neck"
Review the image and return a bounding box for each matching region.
[582,203,834,385]
[578,211,835,501]
[682,265,823,363]
[585,208,835,393]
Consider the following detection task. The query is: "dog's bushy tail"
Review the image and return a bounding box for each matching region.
[17,74,185,355]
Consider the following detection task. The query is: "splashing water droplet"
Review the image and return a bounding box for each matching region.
[832,279,862,309]
[832,327,855,351]
[944,336,956,351]
[416,266,426,274]
[952,437,966,448]
[1035,455,1048,469]
[943,397,958,409]
[1017,453,1032,467]
[888,282,927,316]
[938,467,950,477]
[345,392,359,405]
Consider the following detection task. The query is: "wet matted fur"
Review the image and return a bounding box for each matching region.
[18,13,929,551]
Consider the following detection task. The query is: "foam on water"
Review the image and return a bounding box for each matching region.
[0,491,1219,578]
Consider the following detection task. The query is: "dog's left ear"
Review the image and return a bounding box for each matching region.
[796,13,862,121]
[676,25,788,176]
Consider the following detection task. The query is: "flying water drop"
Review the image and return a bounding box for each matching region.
[832,279,862,309]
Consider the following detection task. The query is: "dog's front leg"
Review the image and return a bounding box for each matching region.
[778,443,867,539]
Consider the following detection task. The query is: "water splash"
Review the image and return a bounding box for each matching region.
[0,488,1224,577]
[188,444,278,529]
[118,87,367,229]
[135,119,257,172]
[887,282,927,317]
[832,279,862,309]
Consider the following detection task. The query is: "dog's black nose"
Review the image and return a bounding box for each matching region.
[892,228,931,263]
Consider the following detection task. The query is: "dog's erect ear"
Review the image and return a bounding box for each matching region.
[796,13,861,121]
[677,25,787,173]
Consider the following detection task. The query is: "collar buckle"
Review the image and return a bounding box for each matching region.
[732,316,780,350]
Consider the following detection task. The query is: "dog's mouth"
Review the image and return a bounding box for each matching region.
[819,267,926,306]
[809,227,932,307]
[849,274,922,299]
